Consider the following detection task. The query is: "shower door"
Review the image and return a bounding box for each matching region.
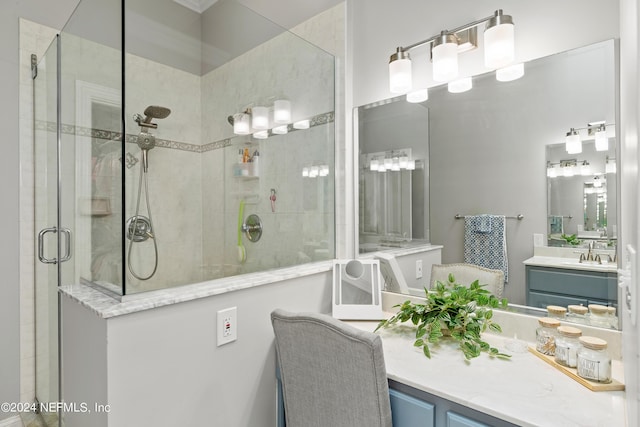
[34,36,64,426]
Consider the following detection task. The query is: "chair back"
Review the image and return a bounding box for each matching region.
[271,309,392,427]
[430,263,505,299]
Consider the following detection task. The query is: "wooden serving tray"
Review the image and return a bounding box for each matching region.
[528,346,625,392]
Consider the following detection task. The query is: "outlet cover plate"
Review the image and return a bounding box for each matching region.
[217,307,237,346]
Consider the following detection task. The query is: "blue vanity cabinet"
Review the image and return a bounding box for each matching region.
[525,265,617,308]
[388,380,517,427]
[446,411,489,427]
[389,388,435,426]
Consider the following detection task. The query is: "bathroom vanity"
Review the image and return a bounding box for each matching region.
[523,255,618,309]
[346,319,625,427]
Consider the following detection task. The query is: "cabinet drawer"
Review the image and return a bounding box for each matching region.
[390,388,435,427]
[527,266,616,301]
[447,411,489,427]
[527,290,608,309]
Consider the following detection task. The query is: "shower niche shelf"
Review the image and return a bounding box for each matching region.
[232,162,259,179]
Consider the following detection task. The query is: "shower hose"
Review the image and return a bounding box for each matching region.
[127,158,159,280]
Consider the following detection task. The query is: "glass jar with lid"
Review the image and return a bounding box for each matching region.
[588,304,610,328]
[566,305,588,324]
[536,317,561,355]
[547,305,567,320]
[577,336,612,383]
[554,325,582,367]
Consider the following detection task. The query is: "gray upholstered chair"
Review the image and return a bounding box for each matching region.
[430,263,505,299]
[271,309,392,427]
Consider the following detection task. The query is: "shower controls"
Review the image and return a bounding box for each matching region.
[126,215,154,242]
[242,214,263,242]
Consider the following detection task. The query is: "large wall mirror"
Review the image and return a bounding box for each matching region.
[355,39,618,324]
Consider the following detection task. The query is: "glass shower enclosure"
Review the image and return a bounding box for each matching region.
[34,0,335,424]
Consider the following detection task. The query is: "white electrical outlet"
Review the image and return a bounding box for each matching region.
[217,307,237,346]
[416,260,423,279]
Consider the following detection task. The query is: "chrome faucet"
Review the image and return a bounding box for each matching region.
[594,254,602,264]
[586,241,595,262]
[578,252,587,263]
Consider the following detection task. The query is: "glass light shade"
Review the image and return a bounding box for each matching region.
[383,158,392,168]
[432,40,458,82]
[484,17,515,69]
[233,113,251,135]
[580,162,592,176]
[406,89,429,103]
[378,164,387,172]
[407,160,416,170]
[595,129,608,151]
[273,100,291,124]
[448,77,473,93]
[253,130,269,139]
[593,178,603,188]
[565,129,582,154]
[370,159,379,171]
[562,165,575,177]
[309,166,319,178]
[251,106,269,130]
[399,155,409,168]
[606,160,617,174]
[391,157,400,171]
[547,166,557,178]
[293,119,310,129]
[302,167,309,177]
[496,63,524,81]
[272,125,288,135]
[389,57,412,94]
[319,165,329,177]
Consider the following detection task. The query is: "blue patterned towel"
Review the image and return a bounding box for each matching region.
[476,214,492,233]
[464,215,508,283]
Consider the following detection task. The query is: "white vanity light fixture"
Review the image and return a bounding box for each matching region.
[399,154,409,169]
[389,47,412,94]
[302,167,309,177]
[547,164,558,178]
[388,10,515,91]
[406,88,429,103]
[370,158,379,171]
[565,128,582,154]
[273,99,292,125]
[432,32,459,82]
[253,130,269,139]
[580,161,592,176]
[484,9,515,69]
[562,164,575,177]
[251,106,269,130]
[593,175,603,188]
[232,111,251,135]
[293,119,310,130]
[309,166,319,178]
[407,160,416,170]
[319,165,330,177]
[448,77,473,93]
[594,124,608,151]
[606,156,617,174]
[496,62,524,81]
[272,125,288,135]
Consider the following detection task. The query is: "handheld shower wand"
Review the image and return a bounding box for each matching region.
[127,105,171,281]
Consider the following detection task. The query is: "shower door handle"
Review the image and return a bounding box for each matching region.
[38,227,58,264]
[37,227,72,264]
[60,228,72,263]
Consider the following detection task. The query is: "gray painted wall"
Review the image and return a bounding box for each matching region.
[0,1,79,421]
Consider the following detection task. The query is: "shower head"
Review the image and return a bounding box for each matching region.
[134,105,171,129]
[142,105,171,123]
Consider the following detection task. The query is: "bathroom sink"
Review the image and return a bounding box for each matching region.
[560,260,615,270]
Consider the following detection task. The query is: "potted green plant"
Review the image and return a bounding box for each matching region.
[375,274,511,360]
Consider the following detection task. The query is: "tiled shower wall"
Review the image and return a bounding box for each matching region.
[19,2,345,402]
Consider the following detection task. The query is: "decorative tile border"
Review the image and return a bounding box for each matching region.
[34,111,334,154]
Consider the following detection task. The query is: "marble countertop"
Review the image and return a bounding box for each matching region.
[348,320,626,427]
[59,260,333,319]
